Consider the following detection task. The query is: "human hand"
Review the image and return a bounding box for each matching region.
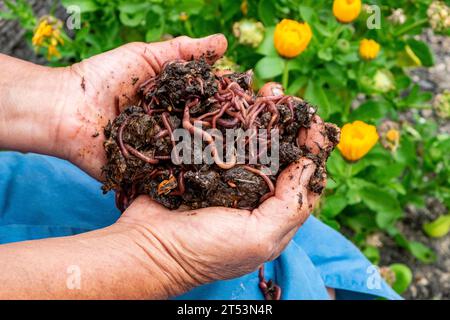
[115,157,321,297]
[53,35,227,180]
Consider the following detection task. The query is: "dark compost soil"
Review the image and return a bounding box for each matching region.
[101,59,340,212]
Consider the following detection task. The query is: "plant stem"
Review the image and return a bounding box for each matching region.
[282,59,289,90]
[346,162,353,178]
[394,18,428,37]
[184,20,194,38]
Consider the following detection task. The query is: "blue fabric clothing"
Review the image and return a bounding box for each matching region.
[0,152,401,300]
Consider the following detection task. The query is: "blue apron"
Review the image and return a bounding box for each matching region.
[0,152,401,300]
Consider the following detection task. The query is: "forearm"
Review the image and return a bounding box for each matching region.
[0,54,72,158]
[0,224,189,299]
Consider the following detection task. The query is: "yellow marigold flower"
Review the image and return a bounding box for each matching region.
[333,0,362,23]
[32,16,64,60]
[274,19,312,58]
[337,120,379,161]
[359,39,380,60]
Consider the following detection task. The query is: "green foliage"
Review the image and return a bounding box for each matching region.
[389,263,413,294]
[2,0,449,275]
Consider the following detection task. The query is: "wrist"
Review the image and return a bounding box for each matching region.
[103,222,198,299]
[0,54,75,158]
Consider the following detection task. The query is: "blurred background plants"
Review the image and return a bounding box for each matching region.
[1,0,449,295]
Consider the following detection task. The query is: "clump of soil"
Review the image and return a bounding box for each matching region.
[102,59,340,211]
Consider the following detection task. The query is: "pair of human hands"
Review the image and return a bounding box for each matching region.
[27,34,333,295]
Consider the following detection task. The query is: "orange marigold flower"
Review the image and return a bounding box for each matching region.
[273,19,312,58]
[337,120,379,161]
[333,0,362,23]
[359,39,380,60]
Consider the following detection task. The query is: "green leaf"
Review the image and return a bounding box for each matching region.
[360,186,403,229]
[304,80,331,119]
[423,214,450,238]
[255,56,284,79]
[321,194,347,218]
[257,0,277,26]
[177,0,204,15]
[327,150,346,178]
[406,39,435,67]
[319,216,340,230]
[349,100,391,122]
[61,0,99,13]
[363,246,380,265]
[286,75,307,95]
[389,263,413,294]
[298,4,316,23]
[255,27,277,57]
[318,48,333,61]
[407,241,436,263]
[118,3,150,27]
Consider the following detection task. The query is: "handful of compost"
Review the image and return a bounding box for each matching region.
[102,59,340,212]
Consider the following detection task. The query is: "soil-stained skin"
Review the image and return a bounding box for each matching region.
[102,59,340,211]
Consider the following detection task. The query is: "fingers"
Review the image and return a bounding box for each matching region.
[143,34,228,73]
[254,158,316,236]
[298,115,328,155]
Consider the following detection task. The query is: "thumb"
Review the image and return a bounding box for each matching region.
[121,195,170,221]
[254,158,317,237]
[143,34,228,72]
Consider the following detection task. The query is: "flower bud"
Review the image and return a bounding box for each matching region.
[388,8,407,25]
[379,120,400,152]
[433,90,450,119]
[359,39,380,60]
[233,19,265,48]
[336,38,351,53]
[427,1,450,33]
[373,69,395,93]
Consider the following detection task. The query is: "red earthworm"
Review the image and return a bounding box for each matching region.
[124,144,159,164]
[242,165,274,202]
[140,77,155,88]
[225,109,245,123]
[161,112,181,164]
[258,265,282,300]
[197,108,221,120]
[191,118,212,127]
[266,101,280,133]
[147,108,165,116]
[216,117,240,128]
[212,102,231,128]
[149,169,162,179]
[195,77,205,95]
[154,155,171,160]
[170,171,185,196]
[234,97,248,119]
[183,100,236,169]
[154,129,169,140]
[117,119,130,158]
[214,92,231,102]
[246,102,266,128]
